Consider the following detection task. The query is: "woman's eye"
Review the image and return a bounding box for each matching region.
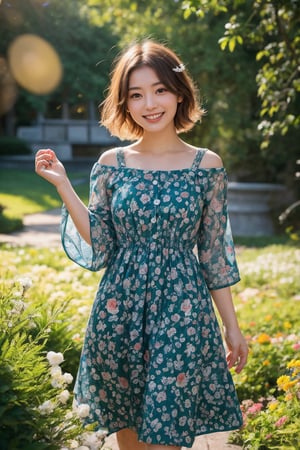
[157,87,167,94]
[129,92,141,99]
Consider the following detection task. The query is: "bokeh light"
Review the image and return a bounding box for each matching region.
[8,34,63,95]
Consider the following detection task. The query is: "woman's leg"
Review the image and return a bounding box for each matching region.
[116,428,146,450]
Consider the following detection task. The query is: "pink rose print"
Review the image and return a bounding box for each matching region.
[140,194,150,204]
[176,372,187,387]
[118,377,129,389]
[106,298,119,314]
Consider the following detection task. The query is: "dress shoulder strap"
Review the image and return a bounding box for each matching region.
[116,148,126,167]
[191,148,207,170]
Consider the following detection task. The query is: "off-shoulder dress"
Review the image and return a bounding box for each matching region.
[61,147,242,448]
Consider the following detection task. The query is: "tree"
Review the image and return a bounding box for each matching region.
[0,0,118,123]
[182,0,300,150]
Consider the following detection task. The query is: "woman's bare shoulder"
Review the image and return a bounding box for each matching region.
[98,148,120,166]
[200,149,223,169]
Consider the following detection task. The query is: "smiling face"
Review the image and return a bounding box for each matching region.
[127,65,182,136]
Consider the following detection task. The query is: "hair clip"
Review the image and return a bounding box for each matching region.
[172,64,185,73]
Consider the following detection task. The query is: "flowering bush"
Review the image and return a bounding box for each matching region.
[0,265,106,449]
[228,244,300,449]
[230,359,300,449]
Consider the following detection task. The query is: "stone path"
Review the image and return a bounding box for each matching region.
[0,209,242,449]
[0,208,61,247]
[103,431,241,449]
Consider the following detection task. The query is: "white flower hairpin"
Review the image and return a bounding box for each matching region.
[172,64,185,73]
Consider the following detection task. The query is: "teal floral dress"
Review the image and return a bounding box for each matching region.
[61,148,243,448]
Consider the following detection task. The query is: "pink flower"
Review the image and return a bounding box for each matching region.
[176,372,187,387]
[275,416,288,428]
[292,342,300,351]
[247,402,263,415]
[140,194,150,204]
[118,377,129,389]
[181,192,189,198]
[210,197,223,212]
[134,342,142,351]
[106,298,119,314]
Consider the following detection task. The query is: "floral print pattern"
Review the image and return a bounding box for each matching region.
[61,148,242,448]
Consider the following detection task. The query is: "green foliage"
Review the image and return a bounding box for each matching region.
[0,0,118,117]
[231,360,300,449]
[0,203,22,233]
[182,0,300,153]
[0,136,31,155]
[228,244,300,449]
[0,279,86,449]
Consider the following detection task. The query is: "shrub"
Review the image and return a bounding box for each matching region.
[230,358,300,449]
[0,136,31,156]
[0,203,23,233]
[0,278,105,450]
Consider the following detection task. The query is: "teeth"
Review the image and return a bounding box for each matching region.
[145,113,162,120]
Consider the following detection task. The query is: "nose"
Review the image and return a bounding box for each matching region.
[144,93,157,109]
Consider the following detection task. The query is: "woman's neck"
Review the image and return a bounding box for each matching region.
[133,130,186,155]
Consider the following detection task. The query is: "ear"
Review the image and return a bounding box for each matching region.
[177,95,183,103]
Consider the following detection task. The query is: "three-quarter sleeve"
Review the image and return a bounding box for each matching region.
[197,169,240,290]
[61,163,117,271]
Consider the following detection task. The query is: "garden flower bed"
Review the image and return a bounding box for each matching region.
[0,243,299,449]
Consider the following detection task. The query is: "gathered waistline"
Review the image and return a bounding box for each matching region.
[117,241,195,253]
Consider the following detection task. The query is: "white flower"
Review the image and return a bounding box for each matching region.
[81,430,106,448]
[11,299,26,313]
[58,389,70,404]
[65,410,74,421]
[16,276,32,292]
[51,378,64,389]
[51,365,63,378]
[77,447,90,450]
[62,372,73,384]
[76,404,90,418]
[47,351,64,366]
[38,400,55,415]
[69,440,80,449]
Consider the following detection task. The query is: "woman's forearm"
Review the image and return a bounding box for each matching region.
[57,178,91,245]
[210,287,240,331]
[211,286,248,373]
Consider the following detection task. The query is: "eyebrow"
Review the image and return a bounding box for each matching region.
[128,81,164,91]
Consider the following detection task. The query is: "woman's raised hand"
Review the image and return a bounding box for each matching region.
[35,149,67,187]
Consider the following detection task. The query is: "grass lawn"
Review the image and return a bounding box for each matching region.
[0,168,90,232]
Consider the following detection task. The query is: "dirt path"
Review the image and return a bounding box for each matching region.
[0,208,61,247]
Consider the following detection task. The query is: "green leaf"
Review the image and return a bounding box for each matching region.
[218,36,228,50]
[228,37,236,52]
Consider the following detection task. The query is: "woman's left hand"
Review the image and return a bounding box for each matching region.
[224,328,248,374]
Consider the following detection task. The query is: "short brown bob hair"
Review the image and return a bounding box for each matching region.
[100,40,205,141]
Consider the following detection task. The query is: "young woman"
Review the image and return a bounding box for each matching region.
[35,39,248,450]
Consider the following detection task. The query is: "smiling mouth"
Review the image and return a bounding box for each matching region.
[143,112,164,120]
